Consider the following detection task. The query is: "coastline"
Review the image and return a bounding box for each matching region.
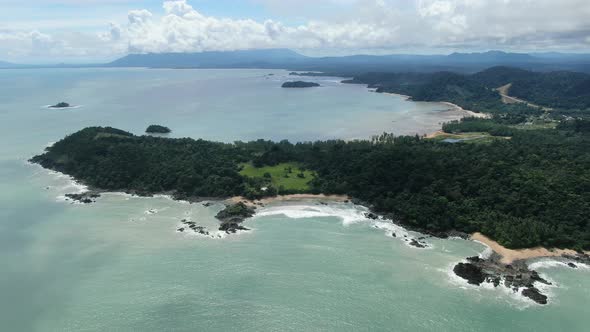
[375,89,490,137]
[440,101,490,119]
[372,88,488,119]
[471,232,587,264]
[378,91,412,100]
[227,194,350,207]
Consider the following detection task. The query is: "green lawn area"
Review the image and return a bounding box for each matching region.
[239,162,315,191]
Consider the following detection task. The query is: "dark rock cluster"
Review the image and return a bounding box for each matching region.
[453,255,551,304]
[409,238,428,248]
[65,192,101,204]
[215,203,255,234]
[178,219,210,236]
[49,102,70,108]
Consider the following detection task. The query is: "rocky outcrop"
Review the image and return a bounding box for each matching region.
[49,102,70,108]
[215,203,255,234]
[219,222,250,234]
[409,238,428,248]
[364,212,379,220]
[454,262,486,285]
[563,253,590,266]
[453,254,551,305]
[64,192,101,204]
[521,288,548,305]
[179,219,210,236]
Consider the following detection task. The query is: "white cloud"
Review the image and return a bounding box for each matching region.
[1,0,590,62]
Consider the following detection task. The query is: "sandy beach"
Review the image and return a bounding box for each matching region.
[425,130,446,139]
[440,101,490,119]
[471,232,582,264]
[227,194,350,207]
[380,91,412,100]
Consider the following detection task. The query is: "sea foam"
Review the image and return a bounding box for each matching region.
[529,258,589,271]
[441,262,548,309]
[253,203,430,248]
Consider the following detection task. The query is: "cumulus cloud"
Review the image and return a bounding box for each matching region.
[119,0,590,54]
[1,0,590,61]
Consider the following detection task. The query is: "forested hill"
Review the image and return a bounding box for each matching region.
[345,67,590,111]
[31,125,590,250]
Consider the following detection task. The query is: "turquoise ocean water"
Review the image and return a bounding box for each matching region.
[0,68,588,331]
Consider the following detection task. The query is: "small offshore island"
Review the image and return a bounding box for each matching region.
[281,81,320,88]
[30,66,590,305]
[49,102,71,108]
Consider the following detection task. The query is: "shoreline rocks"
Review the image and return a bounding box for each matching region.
[563,253,590,266]
[409,238,428,248]
[64,191,101,204]
[453,254,551,304]
[215,202,256,234]
[179,219,210,236]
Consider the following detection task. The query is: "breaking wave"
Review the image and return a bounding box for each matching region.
[254,203,431,248]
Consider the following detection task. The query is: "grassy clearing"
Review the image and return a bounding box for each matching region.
[239,162,315,191]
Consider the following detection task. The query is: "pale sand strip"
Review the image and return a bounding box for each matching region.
[440,102,490,119]
[227,194,350,207]
[382,92,489,119]
[471,232,580,264]
[425,130,445,139]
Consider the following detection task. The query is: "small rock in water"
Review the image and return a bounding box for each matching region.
[364,212,378,220]
[453,262,486,285]
[391,233,397,238]
[409,239,427,248]
[219,222,250,234]
[522,287,548,305]
[568,262,578,268]
[65,192,101,204]
[453,254,551,305]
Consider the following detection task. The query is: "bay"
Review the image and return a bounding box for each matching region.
[0,68,588,331]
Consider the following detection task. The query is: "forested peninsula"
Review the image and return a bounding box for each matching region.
[31,115,590,251]
[30,66,590,253]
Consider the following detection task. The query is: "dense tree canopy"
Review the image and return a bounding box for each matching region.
[31,122,590,250]
[29,66,590,251]
[345,66,590,112]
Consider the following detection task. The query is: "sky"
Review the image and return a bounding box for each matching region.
[1,0,590,63]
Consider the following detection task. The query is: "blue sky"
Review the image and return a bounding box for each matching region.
[1,0,589,63]
[0,0,309,31]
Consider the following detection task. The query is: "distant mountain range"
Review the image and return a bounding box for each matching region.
[108,49,307,68]
[0,61,19,68]
[2,49,590,73]
[346,65,590,110]
[106,49,590,73]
